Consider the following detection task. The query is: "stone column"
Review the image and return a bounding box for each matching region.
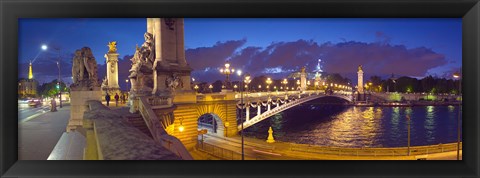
[267,103,271,111]
[358,69,364,93]
[176,19,187,66]
[105,52,120,88]
[147,18,154,34]
[300,70,307,91]
[153,18,162,62]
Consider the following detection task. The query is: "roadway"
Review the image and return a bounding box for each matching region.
[18,103,51,123]
[18,103,71,160]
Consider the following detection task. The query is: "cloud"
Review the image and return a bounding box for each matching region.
[185,39,448,82]
[21,38,450,86]
[186,39,247,71]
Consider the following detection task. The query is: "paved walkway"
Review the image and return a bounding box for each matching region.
[202,134,462,160]
[18,105,71,160]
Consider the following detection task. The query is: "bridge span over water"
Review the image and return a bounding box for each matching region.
[235,92,352,130]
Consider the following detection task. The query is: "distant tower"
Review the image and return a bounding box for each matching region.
[28,61,33,79]
[357,65,364,93]
[314,59,323,82]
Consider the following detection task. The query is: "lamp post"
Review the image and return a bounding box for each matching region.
[238,71,250,160]
[296,80,300,91]
[125,79,129,91]
[209,84,213,93]
[244,74,251,100]
[453,71,462,160]
[194,85,199,93]
[266,77,272,94]
[219,61,235,90]
[42,45,62,108]
[282,79,288,95]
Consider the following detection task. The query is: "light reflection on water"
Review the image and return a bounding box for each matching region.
[244,102,461,148]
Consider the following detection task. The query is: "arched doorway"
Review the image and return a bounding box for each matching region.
[197,113,224,137]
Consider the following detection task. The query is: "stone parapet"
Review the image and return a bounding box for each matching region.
[83,101,182,160]
[67,89,102,132]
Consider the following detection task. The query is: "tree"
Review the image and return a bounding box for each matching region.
[39,79,67,98]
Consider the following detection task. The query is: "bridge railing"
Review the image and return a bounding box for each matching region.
[290,142,462,157]
[196,140,264,160]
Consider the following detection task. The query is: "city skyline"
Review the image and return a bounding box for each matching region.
[19,18,461,86]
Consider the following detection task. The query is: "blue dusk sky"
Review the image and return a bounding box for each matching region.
[18,18,462,89]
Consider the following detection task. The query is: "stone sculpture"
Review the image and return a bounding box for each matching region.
[128,32,155,92]
[71,47,100,89]
[72,50,85,84]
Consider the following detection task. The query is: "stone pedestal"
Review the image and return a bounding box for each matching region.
[67,88,102,132]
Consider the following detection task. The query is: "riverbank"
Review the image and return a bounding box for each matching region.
[353,101,461,107]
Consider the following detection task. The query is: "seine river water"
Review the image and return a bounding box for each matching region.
[243,97,461,148]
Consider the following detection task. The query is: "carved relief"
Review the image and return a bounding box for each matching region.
[164,18,175,30]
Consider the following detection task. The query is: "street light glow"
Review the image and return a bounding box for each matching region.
[41,44,48,50]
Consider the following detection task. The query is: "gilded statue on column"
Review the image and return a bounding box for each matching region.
[108,41,117,53]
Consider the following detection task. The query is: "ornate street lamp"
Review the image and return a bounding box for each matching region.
[209,84,213,93]
[43,44,63,108]
[194,85,199,93]
[453,71,462,160]
[219,61,235,89]
[282,78,288,95]
[296,80,300,90]
[125,79,129,91]
[244,74,251,98]
[266,77,272,93]
[238,71,251,160]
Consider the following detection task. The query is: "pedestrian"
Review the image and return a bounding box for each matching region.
[50,98,57,112]
[105,93,111,106]
[115,93,119,107]
[122,93,126,104]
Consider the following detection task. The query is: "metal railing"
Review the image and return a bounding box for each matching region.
[290,142,462,157]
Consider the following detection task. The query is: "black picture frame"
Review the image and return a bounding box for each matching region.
[1,0,479,177]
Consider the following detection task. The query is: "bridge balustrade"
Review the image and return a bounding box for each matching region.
[289,142,462,157]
